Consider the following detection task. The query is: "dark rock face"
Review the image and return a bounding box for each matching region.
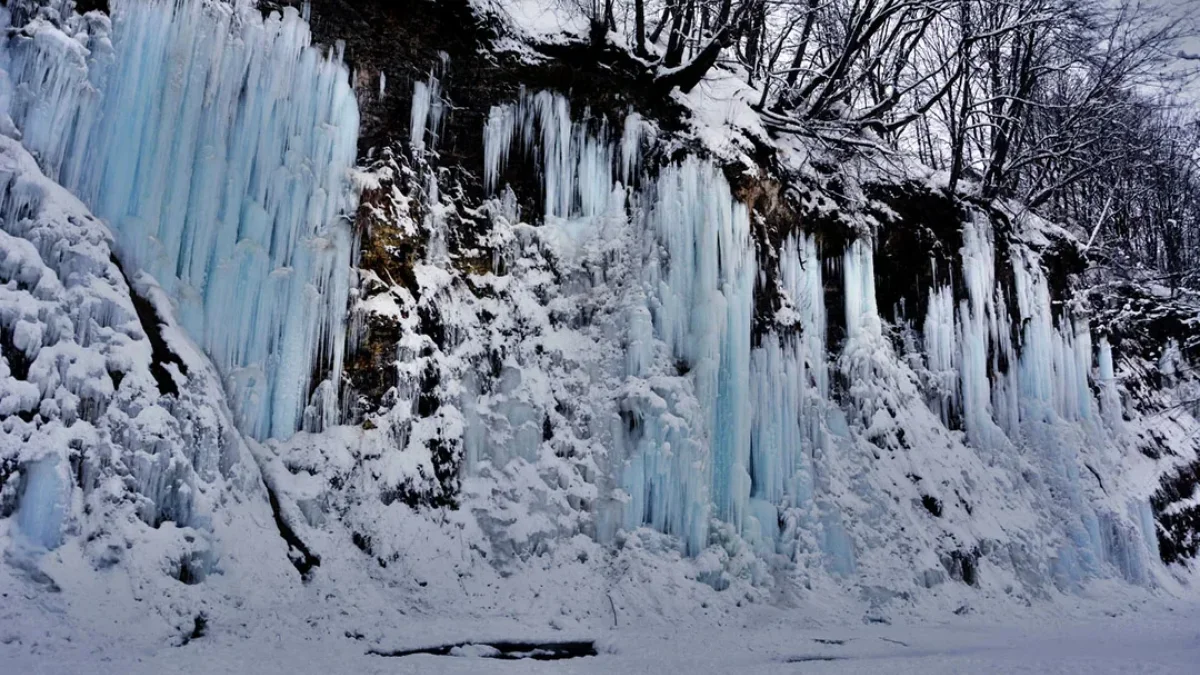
[1153,460,1200,564]
[868,182,968,330]
[74,0,108,13]
[276,0,510,151]
[283,0,689,160]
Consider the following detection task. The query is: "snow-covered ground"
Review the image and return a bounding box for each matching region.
[5,590,1200,674]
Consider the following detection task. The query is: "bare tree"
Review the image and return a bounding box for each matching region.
[551,0,1200,285]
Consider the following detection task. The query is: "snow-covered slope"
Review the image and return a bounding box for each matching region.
[3,0,1200,663]
[0,122,299,637]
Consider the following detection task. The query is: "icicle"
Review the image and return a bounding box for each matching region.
[1098,337,1122,429]
[410,75,444,154]
[779,233,828,397]
[923,285,957,423]
[747,234,833,555]
[483,104,515,195]
[842,238,880,343]
[619,111,642,186]
[624,156,756,553]
[482,89,615,219]
[1013,248,1057,411]
[957,217,1006,448]
[991,293,1020,438]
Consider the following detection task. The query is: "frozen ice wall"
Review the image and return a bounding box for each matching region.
[0,0,361,440]
[480,90,862,563]
[483,90,754,554]
[908,210,1159,587]
[473,87,1159,589]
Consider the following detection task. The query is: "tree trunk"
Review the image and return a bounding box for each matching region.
[634,0,648,57]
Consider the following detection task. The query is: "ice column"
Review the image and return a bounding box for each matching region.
[840,236,890,422]
[16,456,68,549]
[957,218,1008,448]
[1098,338,1122,428]
[411,74,446,155]
[628,157,756,552]
[482,90,759,554]
[1011,250,1092,423]
[747,233,827,550]
[483,88,618,219]
[923,285,957,423]
[0,0,361,440]
[843,239,881,343]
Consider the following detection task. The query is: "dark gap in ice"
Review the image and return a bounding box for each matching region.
[351,531,373,555]
[0,457,17,517]
[785,655,847,663]
[879,637,910,647]
[1085,463,1107,493]
[941,549,980,586]
[177,613,207,646]
[0,324,31,380]
[265,481,320,581]
[369,640,598,660]
[74,1,110,15]
[110,254,187,397]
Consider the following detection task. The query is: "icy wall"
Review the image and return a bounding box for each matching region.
[307,81,1185,595]
[0,0,361,440]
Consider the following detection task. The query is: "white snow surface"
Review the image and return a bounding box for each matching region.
[4,575,1200,674]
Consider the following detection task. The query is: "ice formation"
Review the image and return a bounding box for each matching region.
[463,86,1164,586]
[0,130,254,567]
[480,91,764,555]
[0,0,361,440]
[0,0,1170,604]
[4,2,1198,660]
[15,456,66,550]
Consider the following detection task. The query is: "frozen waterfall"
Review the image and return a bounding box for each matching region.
[480,89,853,563]
[0,0,361,440]
[475,87,1156,585]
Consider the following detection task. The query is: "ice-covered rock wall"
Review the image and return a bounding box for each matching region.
[0,0,360,440]
[326,84,1175,594]
[478,91,762,557]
